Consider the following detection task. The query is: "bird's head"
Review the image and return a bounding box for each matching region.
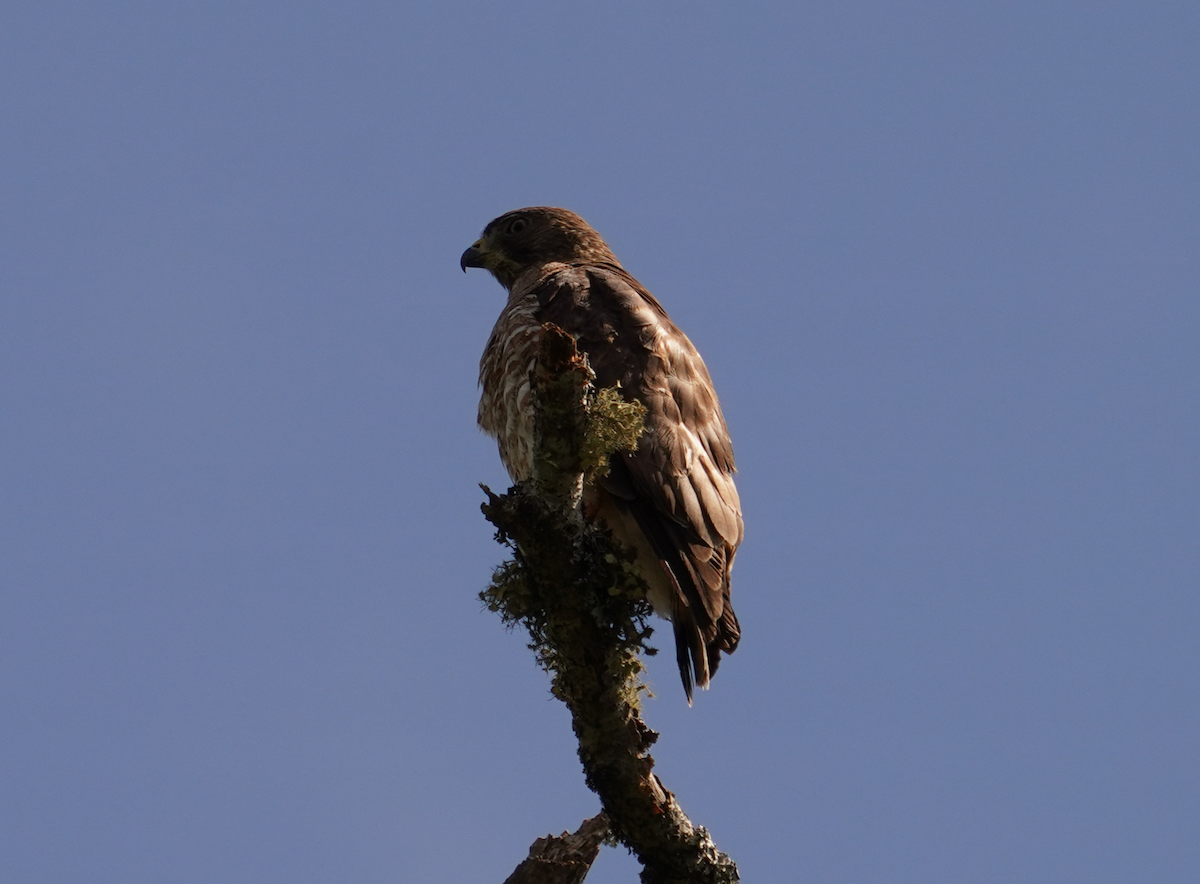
[460,207,620,290]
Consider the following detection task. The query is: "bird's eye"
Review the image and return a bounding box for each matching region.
[507,218,528,235]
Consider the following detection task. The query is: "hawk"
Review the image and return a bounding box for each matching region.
[462,207,742,703]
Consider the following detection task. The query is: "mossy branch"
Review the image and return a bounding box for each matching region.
[481,324,740,884]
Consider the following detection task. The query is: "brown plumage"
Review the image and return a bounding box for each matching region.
[462,207,742,703]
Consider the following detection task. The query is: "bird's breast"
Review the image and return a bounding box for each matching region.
[478,295,542,482]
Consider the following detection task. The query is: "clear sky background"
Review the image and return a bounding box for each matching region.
[2,3,1197,882]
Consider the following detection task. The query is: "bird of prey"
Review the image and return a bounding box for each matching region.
[462,207,742,703]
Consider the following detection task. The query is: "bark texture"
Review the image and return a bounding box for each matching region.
[501,814,610,884]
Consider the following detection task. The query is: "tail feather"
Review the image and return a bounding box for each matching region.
[673,618,696,705]
[672,597,714,706]
[601,462,738,702]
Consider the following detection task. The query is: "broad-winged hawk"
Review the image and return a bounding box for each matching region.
[462,207,742,702]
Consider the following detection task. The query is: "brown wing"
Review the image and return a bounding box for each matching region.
[533,264,742,699]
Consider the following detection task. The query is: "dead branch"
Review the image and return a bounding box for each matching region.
[501,814,610,884]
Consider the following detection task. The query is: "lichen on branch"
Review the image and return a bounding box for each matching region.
[480,324,740,884]
[481,326,655,712]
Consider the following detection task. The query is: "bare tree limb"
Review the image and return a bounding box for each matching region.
[501,814,610,884]
[482,325,740,884]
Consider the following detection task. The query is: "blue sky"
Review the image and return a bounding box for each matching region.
[2,3,1197,882]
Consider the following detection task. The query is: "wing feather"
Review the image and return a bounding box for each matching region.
[533,264,742,697]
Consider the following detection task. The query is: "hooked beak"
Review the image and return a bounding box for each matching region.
[460,241,487,272]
